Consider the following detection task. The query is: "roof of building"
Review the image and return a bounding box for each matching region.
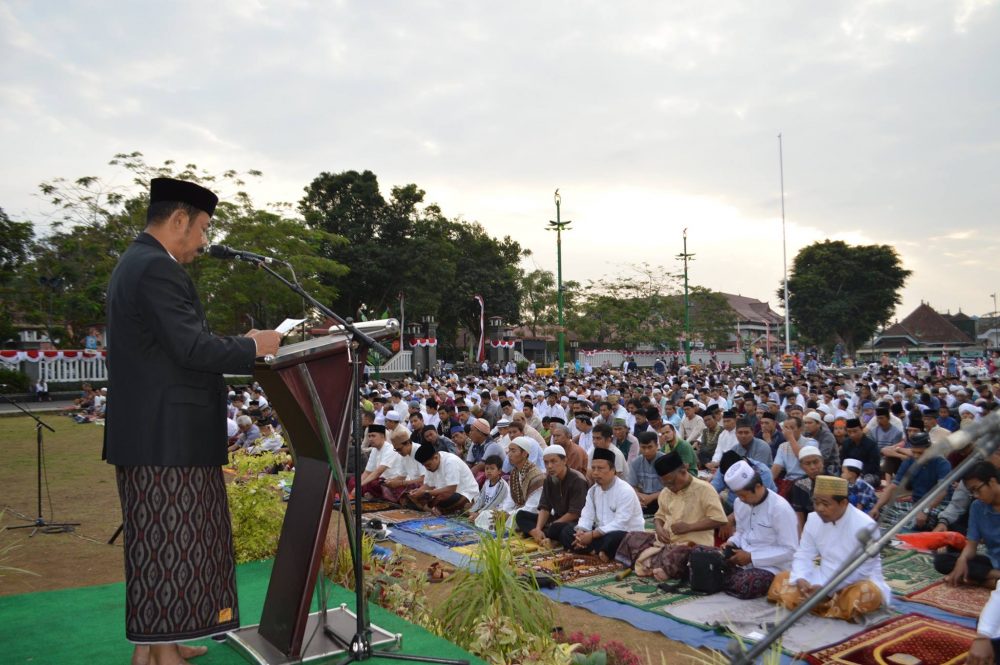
[718,293,785,325]
[878,303,976,346]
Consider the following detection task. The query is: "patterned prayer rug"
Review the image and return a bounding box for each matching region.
[905,580,993,619]
[529,552,624,583]
[803,613,976,665]
[333,500,393,513]
[365,508,428,524]
[880,549,941,596]
[393,517,483,547]
[452,536,542,558]
[569,571,695,612]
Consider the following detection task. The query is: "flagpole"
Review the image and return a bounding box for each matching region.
[779,133,791,355]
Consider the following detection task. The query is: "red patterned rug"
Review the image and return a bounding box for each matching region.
[905,580,993,619]
[804,613,975,664]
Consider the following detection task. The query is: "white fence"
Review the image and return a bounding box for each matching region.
[378,350,412,375]
[39,355,109,382]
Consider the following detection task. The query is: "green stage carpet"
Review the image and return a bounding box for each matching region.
[0,559,482,665]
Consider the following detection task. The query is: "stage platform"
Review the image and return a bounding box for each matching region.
[0,558,483,665]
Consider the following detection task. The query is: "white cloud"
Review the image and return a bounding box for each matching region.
[0,0,998,319]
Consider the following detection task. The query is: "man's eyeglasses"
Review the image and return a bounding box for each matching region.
[967,482,987,496]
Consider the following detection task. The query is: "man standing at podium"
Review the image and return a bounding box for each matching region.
[103,177,281,665]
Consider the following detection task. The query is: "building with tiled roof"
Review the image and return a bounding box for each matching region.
[873,303,979,355]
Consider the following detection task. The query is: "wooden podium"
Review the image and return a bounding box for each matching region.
[228,319,400,664]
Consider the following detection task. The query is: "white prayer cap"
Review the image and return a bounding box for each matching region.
[560,395,570,403]
[843,458,864,472]
[543,444,566,458]
[385,411,401,422]
[797,445,822,461]
[803,411,823,424]
[496,417,512,427]
[510,436,534,453]
[724,461,755,492]
[823,413,836,424]
[958,403,981,419]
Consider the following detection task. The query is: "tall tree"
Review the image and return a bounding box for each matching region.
[14,153,345,339]
[519,269,557,335]
[782,240,911,353]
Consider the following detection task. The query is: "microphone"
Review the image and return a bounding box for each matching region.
[207,244,285,266]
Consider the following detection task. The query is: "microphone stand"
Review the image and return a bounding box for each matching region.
[729,415,1000,664]
[242,256,467,665]
[2,393,79,535]
[235,255,391,358]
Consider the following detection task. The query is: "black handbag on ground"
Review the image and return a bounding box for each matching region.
[687,546,728,594]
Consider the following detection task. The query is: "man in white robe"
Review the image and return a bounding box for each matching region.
[564,447,644,560]
[767,475,891,621]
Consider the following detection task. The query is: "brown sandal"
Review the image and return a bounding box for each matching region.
[427,562,448,583]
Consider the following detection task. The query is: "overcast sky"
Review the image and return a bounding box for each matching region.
[2,1,998,322]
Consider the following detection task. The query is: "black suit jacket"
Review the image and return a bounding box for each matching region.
[103,233,256,466]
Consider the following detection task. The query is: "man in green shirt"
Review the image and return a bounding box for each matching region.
[659,422,698,476]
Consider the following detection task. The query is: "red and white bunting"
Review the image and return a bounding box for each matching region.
[409,337,438,348]
[489,340,517,349]
[0,349,108,363]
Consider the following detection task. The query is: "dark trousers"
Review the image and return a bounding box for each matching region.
[541,520,578,543]
[559,528,627,559]
[514,509,539,535]
[642,502,659,516]
[933,551,995,583]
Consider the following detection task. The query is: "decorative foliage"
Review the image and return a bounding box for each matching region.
[225,475,287,563]
[440,523,553,643]
[557,632,641,665]
[469,603,576,665]
[228,450,290,477]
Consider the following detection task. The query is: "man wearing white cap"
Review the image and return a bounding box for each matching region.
[527,444,589,547]
[501,437,546,534]
[722,461,798,599]
[790,445,826,534]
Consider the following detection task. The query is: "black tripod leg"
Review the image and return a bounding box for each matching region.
[108,523,124,545]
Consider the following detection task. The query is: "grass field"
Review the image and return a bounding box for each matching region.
[0,414,703,663]
[0,415,124,596]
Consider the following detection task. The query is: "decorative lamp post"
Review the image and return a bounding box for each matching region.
[547,190,572,375]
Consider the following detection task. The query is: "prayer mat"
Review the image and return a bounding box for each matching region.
[393,517,483,547]
[663,594,897,655]
[905,580,993,619]
[880,549,941,596]
[569,571,694,612]
[366,508,428,524]
[529,552,624,583]
[333,500,393,513]
[452,536,541,558]
[803,613,976,665]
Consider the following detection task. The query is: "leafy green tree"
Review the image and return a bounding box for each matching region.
[687,287,739,350]
[782,240,911,353]
[0,208,35,344]
[519,268,556,335]
[14,153,345,339]
[300,170,523,358]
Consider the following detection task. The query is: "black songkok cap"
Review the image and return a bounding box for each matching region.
[654,451,684,475]
[875,406,890,417]
[909,432,931,448]
[414,444,437,464]
[719,450,743,474]
[722,410,737,419]
[149,177,219,217]
[760,412,776,421]
[368,424,386,435]
[592,447,616,464]
[845,418,862,428]
[549,417,566,425]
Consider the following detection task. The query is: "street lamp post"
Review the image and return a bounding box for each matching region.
[779,133,791,355]
[547,190,572,375]
[676,229,695,365]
